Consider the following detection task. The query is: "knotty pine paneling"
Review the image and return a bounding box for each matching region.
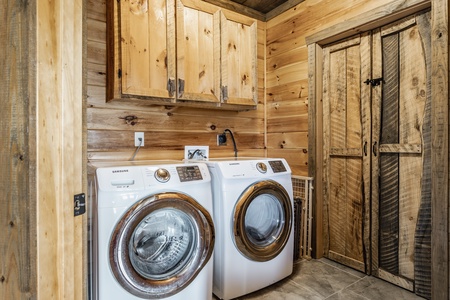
[267,132,308,149]
[266,0,407,176]
[267,148,308,175]
[87,0,266,163]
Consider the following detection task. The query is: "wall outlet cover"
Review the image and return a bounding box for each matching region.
[184,146,209,160]
[135,132,144,147]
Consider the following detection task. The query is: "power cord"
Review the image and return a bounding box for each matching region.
[223,129,238,158]
[130,137,143,161]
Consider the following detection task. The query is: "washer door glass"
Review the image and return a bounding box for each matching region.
[109,192,215,299]
[129,208,196,280]
[234,180,292,262]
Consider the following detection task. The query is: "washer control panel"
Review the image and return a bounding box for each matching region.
[176,165,203,182]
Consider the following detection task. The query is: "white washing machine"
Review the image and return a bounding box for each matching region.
[200,158,294,300]
[91,161,215,300]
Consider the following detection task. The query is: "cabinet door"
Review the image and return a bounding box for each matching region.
[110,0,176,100]
[220,10,257,106]
[176,0,221,103]
[322,33,372,273]
[371,12,431,297]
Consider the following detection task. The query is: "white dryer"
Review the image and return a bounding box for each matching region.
[204,158,294,300]
[91,161,215,300]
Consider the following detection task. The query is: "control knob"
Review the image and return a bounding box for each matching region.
[155,168,170,182]
[256,162,267,173]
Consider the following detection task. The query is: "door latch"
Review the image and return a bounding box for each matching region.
[74,193,86,217]
[364,77,383,87]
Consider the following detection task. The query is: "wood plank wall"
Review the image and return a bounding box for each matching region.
[265,0,405,177]
[1,0,37,298]
[2,0,85,299]
[87,0,268,168]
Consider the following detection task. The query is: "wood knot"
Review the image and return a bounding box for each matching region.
[0,276,5,283]
[241,74,248,84]
[228,43,236,51]
[119,115,138,126]
[9,221,14,227]
[210,125,216,130]
[129,0,148,15]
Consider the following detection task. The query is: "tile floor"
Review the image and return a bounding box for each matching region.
[214,258,425,300]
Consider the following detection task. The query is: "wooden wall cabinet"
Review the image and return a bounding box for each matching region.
[107,0,257,110]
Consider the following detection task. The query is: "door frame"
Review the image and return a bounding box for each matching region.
[306,0,448,298]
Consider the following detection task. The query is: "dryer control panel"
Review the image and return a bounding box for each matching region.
[176,165,203,182]
[268,160,287,173]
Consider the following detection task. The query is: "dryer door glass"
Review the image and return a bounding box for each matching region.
[234,180,292,262]
[129,208,196,280]
[245,194,284,247]
[109,192,214,298]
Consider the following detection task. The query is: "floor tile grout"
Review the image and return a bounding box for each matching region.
[323,276,371,300]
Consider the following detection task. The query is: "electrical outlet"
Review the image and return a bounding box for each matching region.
[135,132,144,147]
[217,133,227,146]
[184,146,209,160]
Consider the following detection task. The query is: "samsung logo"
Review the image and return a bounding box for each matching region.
[112,170,129,173]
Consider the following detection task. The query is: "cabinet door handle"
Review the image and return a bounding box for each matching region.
[373,141,378,157]
[364,141,367,156]
[178,78,185,97]
[167,78,175,97]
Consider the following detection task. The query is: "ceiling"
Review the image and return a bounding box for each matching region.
[203,0,305,21]
[229,0,290,14]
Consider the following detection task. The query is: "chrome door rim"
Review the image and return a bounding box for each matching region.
[109,192,215,298]
[233,180,292,262]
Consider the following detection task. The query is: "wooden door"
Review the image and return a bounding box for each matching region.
[322,33,372,273]
[322,10,431,299]
[176,0,221,103]
[371,12,431,298]
[117,0,176,100]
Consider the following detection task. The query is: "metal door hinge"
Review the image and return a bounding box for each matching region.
[222,86,228,101]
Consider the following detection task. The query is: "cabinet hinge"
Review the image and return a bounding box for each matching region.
[167,78,175,97]
[178,78,185,97]
[118,69,122,79]
[364,77,383,87]
[222,86,228,101]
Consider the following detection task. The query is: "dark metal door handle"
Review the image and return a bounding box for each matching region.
[373,141,378,157]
